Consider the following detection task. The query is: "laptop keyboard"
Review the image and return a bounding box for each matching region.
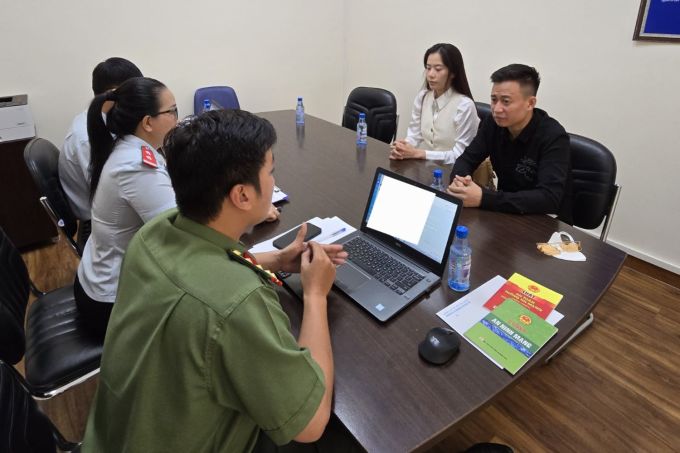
[343,237,425,295]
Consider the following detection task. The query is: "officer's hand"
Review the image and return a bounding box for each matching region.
[300,241,336,298]
[277,223,308,273]
[277,224,349,273]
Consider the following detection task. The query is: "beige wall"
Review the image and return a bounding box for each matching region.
[1,0,678,272]
[344,0,680,273]
[0,1,345,141]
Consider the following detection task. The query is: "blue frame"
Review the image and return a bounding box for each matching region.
[634,0,680,42]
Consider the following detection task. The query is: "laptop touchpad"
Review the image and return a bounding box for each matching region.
[336,264,370,290]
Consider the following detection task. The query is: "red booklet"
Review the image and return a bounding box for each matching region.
[483,280,557,320]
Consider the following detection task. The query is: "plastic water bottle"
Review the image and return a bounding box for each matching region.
[448,225,472,292]
[430,169,444,191]
[296,97,305,125]
[356,113,367,145]
[203,99,223,112]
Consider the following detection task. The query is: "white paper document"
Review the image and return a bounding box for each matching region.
[249,216,356,254]
[272,186,288,204]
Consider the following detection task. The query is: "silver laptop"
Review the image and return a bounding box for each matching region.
[332,167,462,322]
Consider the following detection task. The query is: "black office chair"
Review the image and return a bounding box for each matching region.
[23,138,83,257]
[0,227,103,399]
[342,87,398,144]
[546,133,622,363]
[474,101,492,124]
[561,133,621,241]
[0,361,80,452]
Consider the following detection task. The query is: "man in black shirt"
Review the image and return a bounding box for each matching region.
[447,64,572,223]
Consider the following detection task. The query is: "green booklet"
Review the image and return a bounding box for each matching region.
[464,298,558,374]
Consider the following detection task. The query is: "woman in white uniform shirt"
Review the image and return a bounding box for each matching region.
[390,43,479,164]
[76,78,282,337]
[75,77,179,336]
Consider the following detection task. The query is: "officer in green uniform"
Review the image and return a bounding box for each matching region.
[81,109,348,453]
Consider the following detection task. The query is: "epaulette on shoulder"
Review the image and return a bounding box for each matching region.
[141,145,158,168]
[227,249,282,286]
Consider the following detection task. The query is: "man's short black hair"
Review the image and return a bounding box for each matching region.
[91,57,143,95]
[164,109,277,224]
[490,64,541,96]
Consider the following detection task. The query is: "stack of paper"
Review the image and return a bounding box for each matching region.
[272,185,288,204]
[249,216,355,254]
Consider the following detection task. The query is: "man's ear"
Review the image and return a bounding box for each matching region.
[527,96,537,110]
[229,184,252,211]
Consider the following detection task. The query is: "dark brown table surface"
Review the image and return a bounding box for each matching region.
[247,110,627,453]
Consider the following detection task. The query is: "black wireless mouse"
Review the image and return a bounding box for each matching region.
[418,327,461,365]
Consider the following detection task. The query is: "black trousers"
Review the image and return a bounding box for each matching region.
[74,275,113,339]
[253,414,365,453]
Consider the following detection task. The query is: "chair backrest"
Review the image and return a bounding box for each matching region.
[193,86,240,115]
[342,87,397,144]
[0,361,58,452]
[23,138,79,240]
[0,228,29,365]
[562,133,621,240]
[474,101,492,124]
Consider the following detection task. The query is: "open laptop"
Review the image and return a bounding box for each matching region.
[332,167,462,322]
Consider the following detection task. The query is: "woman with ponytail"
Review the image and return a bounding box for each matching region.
[75,77,179,336]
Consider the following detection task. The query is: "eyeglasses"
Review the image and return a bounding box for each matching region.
[153,106,179,118]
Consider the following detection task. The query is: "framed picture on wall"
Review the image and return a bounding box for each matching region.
[634,0,680,42]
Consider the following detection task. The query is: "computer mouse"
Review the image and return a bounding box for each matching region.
[418,327,461,365]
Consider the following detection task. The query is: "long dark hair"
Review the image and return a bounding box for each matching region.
[87,77,166,199]
[423,43,474,100]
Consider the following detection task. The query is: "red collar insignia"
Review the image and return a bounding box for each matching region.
[227,249,283,286]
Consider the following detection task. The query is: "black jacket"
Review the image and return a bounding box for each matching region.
[451,108,572,223]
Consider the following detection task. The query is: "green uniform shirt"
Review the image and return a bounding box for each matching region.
[82,209,325,453]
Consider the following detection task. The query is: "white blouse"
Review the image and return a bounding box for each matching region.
[405,88,480,164]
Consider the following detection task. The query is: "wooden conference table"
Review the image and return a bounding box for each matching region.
[245,110,626,452]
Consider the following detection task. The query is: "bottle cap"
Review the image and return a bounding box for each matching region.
[433,169,443,178]
[359,112,366,119]
[455,225,468,238]
[298,96,303,101]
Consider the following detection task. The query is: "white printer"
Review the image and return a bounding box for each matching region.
[0,94,36,143]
